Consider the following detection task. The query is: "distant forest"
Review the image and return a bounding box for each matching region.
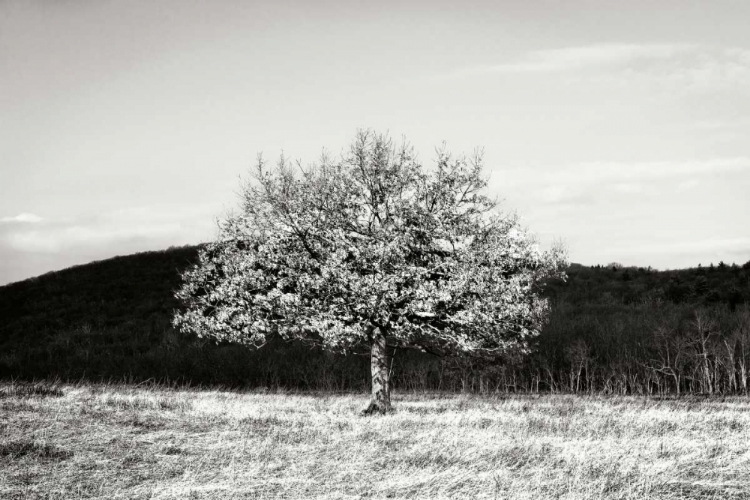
[1,246,749,395]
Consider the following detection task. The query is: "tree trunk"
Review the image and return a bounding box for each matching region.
[363,328,391,415]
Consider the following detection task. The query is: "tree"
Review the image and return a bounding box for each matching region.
[650,310,690,395]
[173,131,566,413]
[688,309,717,394]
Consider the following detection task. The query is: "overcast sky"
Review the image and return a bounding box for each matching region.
[2,0,750,285]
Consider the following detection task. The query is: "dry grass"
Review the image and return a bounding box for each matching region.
[1,383,749,499]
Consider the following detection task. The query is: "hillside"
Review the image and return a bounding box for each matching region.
[0,246,198,340]
[1,246,749,393]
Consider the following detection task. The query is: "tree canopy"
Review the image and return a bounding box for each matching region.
[174,130,566,412]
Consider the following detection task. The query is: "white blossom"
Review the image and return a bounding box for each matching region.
[174,131,567,357]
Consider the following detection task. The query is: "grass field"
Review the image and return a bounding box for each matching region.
[1,382,749,499]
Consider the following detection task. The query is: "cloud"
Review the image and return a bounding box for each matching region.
[494,157,750,216]
[573,157,749,184]
[0,204,219,254]
[0,204,224,285]
[612,47,750,93]
[675,179,701,192]
[500,157,750,189]
[446,43,692,78]
[4,223,184,253]
[537,185,596,208]
[444,44,750,91]
[606,237,750,265]
[0,213,43,224]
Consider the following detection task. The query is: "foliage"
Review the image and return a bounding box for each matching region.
[173,131,566,359]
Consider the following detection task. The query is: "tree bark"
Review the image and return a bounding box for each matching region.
[363,327,391,415]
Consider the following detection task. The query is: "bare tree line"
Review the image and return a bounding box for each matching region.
[415,304,750,396]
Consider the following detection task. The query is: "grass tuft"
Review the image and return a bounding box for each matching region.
[0,381,64,399]
[101,393,192,412]
[0,440,72,461]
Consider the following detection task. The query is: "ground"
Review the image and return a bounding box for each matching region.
[1,382,749,499]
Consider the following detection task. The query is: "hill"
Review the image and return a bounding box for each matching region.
[1,246,749,393]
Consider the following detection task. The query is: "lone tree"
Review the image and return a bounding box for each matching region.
[174,130,566,414]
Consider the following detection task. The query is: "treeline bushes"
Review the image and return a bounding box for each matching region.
[497,302,750,395]
[1,247,749,393]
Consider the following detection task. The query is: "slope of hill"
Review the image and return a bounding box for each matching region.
[0,246,198,339]
[1,246,749,393]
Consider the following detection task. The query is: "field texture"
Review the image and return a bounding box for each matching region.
[1,383,749,499]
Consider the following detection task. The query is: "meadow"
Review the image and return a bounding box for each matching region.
[1,382,749,499]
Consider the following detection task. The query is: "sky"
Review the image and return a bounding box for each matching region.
[1,0,750,285]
